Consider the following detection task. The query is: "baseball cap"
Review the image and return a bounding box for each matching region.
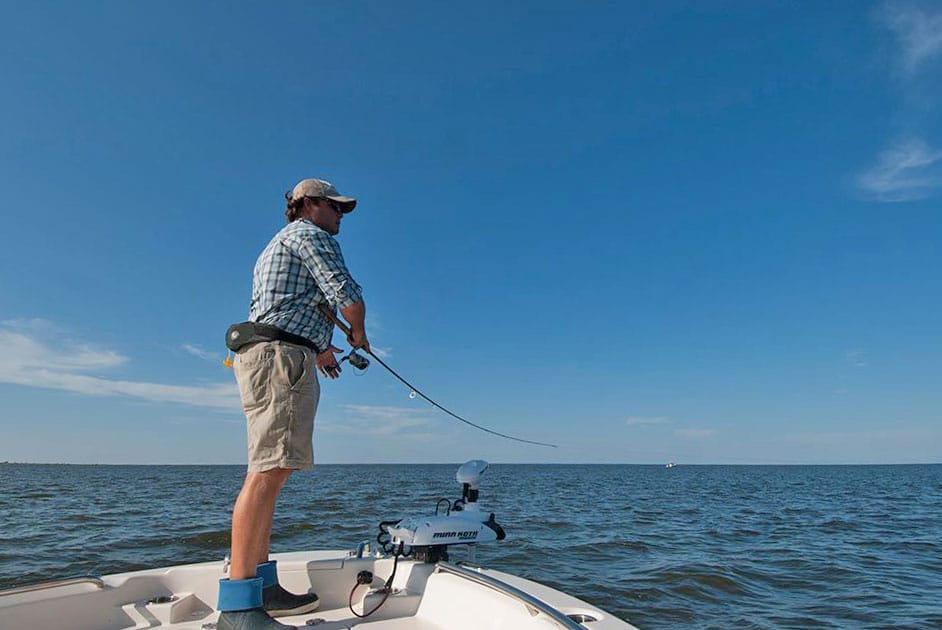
[290,178,357,213]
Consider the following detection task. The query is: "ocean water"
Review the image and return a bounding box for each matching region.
[0,463,940,629]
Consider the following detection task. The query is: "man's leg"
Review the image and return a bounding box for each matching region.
[217,469,295,629]
[230,468,292,579]
[218,342,319,626]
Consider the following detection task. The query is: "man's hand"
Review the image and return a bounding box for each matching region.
[346,327,371,354]
[316,345,343,379]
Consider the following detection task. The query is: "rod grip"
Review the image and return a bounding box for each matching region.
[318,304,352,335]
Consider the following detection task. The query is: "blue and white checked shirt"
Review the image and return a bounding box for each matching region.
[248,218,363,352]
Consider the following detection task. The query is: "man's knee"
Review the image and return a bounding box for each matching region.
[243,468,293,494]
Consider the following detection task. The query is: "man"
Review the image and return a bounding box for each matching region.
[217,178,370,630]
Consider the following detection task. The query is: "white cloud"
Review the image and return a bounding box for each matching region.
[859,5,942,202]
[0,324,241,411]
[330,404,433,436]
[360,310,390,358]
[857,138,942,201]
[674,428,716,438]
[1,325,127,371]
[880,2,942,74]
[182,343,217,362]
[368,345,391,359]
[1,318,66,335]
[625,416,670,426]
[845,350,869,367]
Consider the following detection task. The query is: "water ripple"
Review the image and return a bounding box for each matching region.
[1,463,940,629]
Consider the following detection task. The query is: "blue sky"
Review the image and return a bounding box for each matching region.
[1,2,940,465]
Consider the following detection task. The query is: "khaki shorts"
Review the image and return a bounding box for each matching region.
[233,341,320,472]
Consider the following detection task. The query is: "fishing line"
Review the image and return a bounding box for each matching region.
[319,306,557,448]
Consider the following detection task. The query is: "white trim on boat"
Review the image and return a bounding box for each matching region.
[436,562,588,629]
[0,576,105,597]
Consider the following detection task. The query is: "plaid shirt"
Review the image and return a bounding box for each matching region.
[248,218,362,352]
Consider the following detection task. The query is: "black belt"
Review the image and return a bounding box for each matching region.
[226,321,321,353]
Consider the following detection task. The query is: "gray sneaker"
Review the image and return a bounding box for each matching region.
[217,608,296,629]
[262,583,320,617]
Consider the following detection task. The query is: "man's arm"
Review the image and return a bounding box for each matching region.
[314,300,368,380]
[294,231,364,315]
[341,299,370,353]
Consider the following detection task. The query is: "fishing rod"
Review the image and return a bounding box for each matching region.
[318,305,557,448]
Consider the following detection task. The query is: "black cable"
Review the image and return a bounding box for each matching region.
[349,581,389,619]
[385,547,402,589]
[435,498,451,515]
[377,519,399,554]
[348,544,403,619]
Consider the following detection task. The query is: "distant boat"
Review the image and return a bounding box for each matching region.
[665,462,676,468]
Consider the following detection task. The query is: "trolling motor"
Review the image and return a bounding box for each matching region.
[350,463,507,618]
[378,460,506,563]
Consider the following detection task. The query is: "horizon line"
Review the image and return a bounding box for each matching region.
[2,461,939,467]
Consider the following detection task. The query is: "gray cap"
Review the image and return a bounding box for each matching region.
[290,178,357,213]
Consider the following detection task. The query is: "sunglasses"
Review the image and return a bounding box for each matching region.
[306,197,343,213]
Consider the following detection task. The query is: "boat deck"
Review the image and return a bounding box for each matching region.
[0,550,638,629]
